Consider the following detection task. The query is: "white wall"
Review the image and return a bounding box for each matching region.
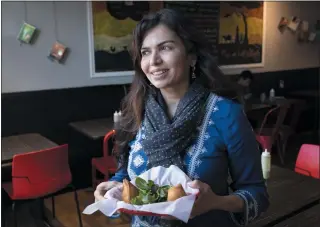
[2,1,320,93]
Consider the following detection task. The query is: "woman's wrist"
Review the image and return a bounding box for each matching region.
[210,194,245,213]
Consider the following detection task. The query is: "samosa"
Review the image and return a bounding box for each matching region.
[167,184,186,201]
[122,179,139,203]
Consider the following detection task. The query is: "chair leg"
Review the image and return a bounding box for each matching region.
[277,137,285,165]
[12,202,17,227]
[51,196,55,218]
[104,170,110,182]
[72,186,83,227]
[92,165,97,190]
[39,198,45,220]
[38,198,52,227]
[281,137,288,161]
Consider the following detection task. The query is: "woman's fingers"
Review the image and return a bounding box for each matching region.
[188,180,202,189]
[94,189,105,201]
[94,181,122,201]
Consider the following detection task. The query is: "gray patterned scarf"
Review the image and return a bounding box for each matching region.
[141,80,210,172]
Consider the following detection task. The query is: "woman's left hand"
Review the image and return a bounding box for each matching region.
[188,180,221,219]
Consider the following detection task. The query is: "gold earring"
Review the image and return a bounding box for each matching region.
[192,66,196,79]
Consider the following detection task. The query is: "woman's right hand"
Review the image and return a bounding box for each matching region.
[94,181,122,201]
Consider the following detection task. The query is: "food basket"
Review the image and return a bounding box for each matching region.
[83,165,199,223]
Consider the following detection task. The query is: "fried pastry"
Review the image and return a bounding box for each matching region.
[122,179,139,203]
[167,184,186,201]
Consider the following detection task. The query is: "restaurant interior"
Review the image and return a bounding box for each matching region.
[1,1,320,227]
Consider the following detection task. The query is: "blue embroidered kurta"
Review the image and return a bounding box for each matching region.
[110,93,269,226]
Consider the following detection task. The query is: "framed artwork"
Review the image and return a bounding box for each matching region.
[87,1,163,83]
[17,22,37,44]
[48,41,68,63]
[218,1,266,69]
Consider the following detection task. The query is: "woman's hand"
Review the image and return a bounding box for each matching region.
[188,180,222,219]
[94,181,122,201]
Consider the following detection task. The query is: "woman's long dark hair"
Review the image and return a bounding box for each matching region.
[115,8,239,168]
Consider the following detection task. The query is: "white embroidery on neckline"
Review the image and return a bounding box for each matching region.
[187,93,219,179]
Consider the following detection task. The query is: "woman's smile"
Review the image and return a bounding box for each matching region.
[151,69,169,80]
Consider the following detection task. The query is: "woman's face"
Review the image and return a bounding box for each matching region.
[140,24,194,90]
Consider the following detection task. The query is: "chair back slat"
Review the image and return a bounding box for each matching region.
[257,103,290,146]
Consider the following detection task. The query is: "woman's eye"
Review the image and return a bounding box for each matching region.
[141,50,150,56]
[161,46,171,51]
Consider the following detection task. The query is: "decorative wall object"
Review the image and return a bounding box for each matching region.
[305,20,320,43]
[87,1,163,81]
[218,1,265,67]
[301,21,309,32]
[278,17,289,33]
[308,32,316,42]
[297,21,309,42]
[48,41,67,63]
[287,16,301,32]
[46,2,68,64]
[17,22,37,44]
[277,15,319,44]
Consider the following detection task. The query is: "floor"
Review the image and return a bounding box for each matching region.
[2,201,65,227]
[2,130,319,227]
[1,189,131,227]
[43,189,131,227]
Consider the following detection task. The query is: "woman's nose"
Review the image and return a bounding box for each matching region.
[150,51,162,66]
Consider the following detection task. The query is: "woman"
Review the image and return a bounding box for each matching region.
[94,8,269,227]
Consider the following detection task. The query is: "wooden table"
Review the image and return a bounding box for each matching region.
[249,165,320,227]
[246,97,306,127]
[247,103,272,111]
[272,203,320,227]
[1,133,58,164]
[247,97,305,107]
[68,117,114,140]
[289,90,319,98]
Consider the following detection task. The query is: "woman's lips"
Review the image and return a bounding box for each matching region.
[151,69,169,79]
[151,69,168,75]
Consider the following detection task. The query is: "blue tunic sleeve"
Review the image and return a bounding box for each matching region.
[109,139,137,183]
[214,100,270,226]
[109,165,130,183]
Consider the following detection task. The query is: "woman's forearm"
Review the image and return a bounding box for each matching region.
[214,195,245,213]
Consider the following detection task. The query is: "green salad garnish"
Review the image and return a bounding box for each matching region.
[130,177,170,205]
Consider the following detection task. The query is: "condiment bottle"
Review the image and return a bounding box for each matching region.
[261,149,271,180]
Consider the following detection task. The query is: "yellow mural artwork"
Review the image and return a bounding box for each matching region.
[91,1,163,72]
[218,1,264,65]
[92,2,138,54]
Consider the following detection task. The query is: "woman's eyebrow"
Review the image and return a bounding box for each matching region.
[141,40,175,50]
